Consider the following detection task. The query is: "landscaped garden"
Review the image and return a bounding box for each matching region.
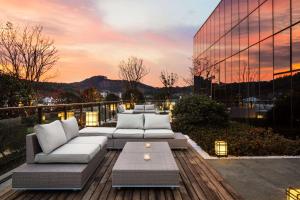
[172,95,300,156]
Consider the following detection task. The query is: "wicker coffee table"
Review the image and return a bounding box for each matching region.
[112,142,179,188]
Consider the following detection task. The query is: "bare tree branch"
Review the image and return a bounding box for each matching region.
[118,56,150,90]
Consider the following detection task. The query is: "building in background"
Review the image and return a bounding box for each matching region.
[193,0,300,137]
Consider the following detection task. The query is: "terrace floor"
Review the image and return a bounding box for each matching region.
[0,145,242,200]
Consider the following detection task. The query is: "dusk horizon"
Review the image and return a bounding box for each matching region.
[0,0,220,87]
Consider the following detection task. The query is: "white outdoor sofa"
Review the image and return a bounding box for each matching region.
[12,118,107,190]
[79,113,188,149]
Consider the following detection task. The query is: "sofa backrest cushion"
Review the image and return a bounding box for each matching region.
[117,105,125,113]
[145,104,155,110]
[61,117,79,141]
[34,120,67,154]
[134,104,144,110]
[144,114,171,129]
[116,114,144,129]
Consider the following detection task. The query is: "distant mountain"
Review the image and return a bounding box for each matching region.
[34,75,192,97]
[70,75,156,93]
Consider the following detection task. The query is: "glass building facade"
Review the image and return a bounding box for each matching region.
[194,0,300,136]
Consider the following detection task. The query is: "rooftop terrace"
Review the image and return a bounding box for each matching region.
[0,145,241,200]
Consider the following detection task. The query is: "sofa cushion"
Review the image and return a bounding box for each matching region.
[145,104,155,110]
[144,129,175,139]
[144,110,156,113]
[34,120,67,154]
[144,114,171,129]
[116,114,144,129]
[34,143,100,163]
[79,127,115,138]
[60,117,79,141]
[134,104,144,110]
[68,136,107,148]
[113,129,144,138]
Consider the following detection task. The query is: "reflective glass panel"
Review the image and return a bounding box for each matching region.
[232,0,239,27]
[239,0,248,20]
[274,29,291,74]
[249,44,260,98]
[226,32,232,58]
[240,18,249,50]
[249,0,259,13]
[292,0,300,24]
[274,0,290,33]
[220,1,225,36]
[232,54,240,83]
[260,0,273,40]
[220,61,226,83]
[226,58,232,83]
[249,9,259,46]
[240,50,249,83]
[260,37,273,81]
[225,0,232,33]
[215,7,220,40]
[220,37,226,61]
[232,25,240,55]
[292,23,300,71]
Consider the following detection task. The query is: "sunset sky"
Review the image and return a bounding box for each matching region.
[0,0,220,86]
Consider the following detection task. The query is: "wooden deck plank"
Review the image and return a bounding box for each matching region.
[0,145,242,200]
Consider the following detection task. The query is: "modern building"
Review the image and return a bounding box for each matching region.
[194,0,300,136]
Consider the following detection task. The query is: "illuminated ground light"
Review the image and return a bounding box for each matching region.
[85,111,99,127]
[215,141,228,157]
[286,188,300,200]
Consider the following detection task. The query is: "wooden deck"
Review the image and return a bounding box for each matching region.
[0,145,242,200]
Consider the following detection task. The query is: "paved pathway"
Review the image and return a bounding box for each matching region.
[208,158,300,200]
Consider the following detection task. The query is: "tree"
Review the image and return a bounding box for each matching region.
[118,56,149,103]
[0,22,58,105]
[118,56,150,90]
[60,91,82,103]
[81,88,102,102]
[105,93,120,102]
[159,70,178,99]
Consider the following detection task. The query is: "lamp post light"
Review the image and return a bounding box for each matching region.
[85,111,99,127]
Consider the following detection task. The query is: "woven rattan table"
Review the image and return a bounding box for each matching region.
[112,142,179,188]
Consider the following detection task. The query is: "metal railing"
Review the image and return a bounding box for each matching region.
[0,100,177,180]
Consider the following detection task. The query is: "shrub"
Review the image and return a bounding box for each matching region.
[172,95,229,132]
[187,122,300,156]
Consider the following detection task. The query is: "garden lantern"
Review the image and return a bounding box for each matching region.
[215,141,228,157]
[58,111,74,120]
[125,103,131,109]
[286,188,300,200]
[85,111,99,127]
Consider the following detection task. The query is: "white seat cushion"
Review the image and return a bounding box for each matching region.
[123,110,134,114]
[144,114,171,129]
[145,104,155,110]
[116,114,144,129]
[68,136,107,148]
[34,144,100,163]
[79,127,115,138]
[144,129,175,139]
[60,117,79,141]
[34,120,67,154]
[113,129,144,139]
[134,105,144,110]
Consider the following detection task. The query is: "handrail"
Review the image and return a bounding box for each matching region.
[0,100,126,111]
